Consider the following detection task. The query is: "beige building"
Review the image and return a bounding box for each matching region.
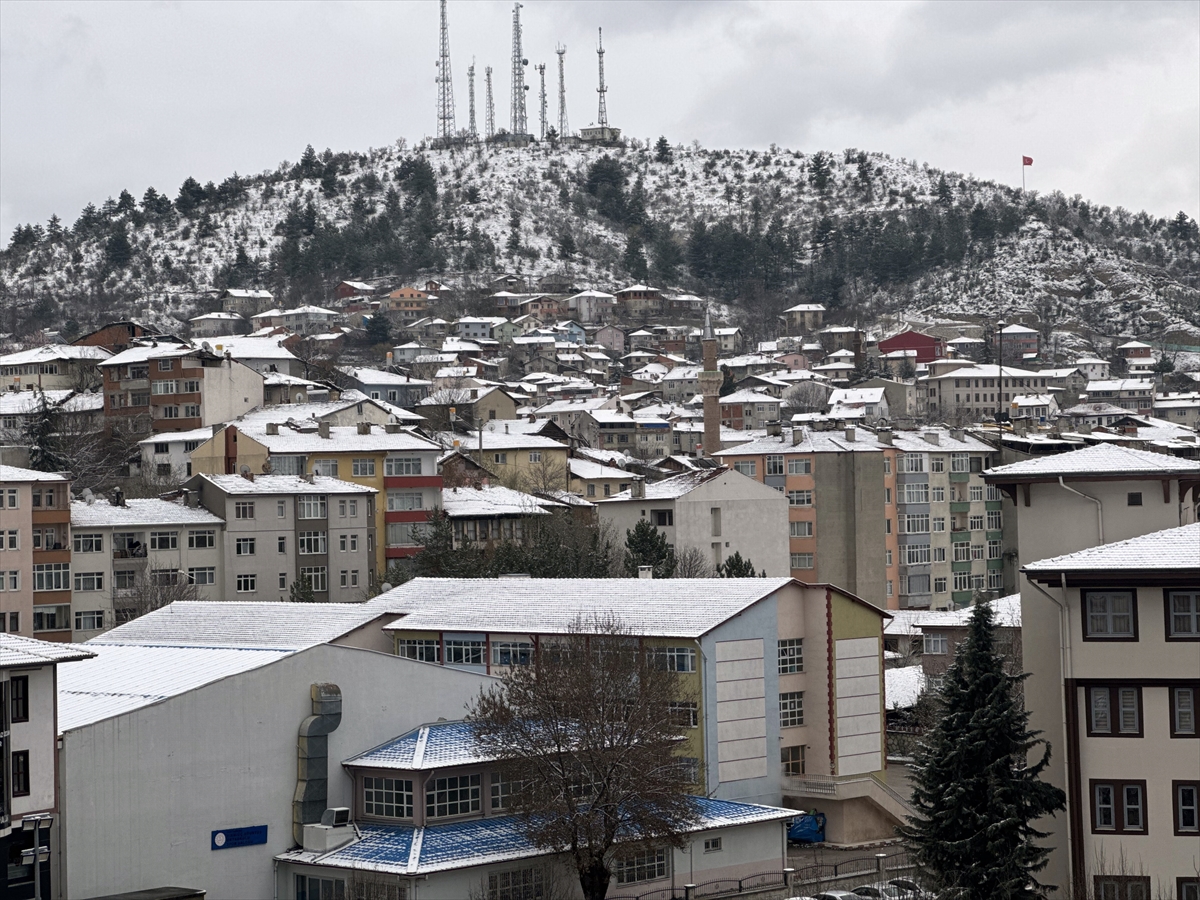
[598,467,791,575]
[0,465,72,641]
[1023,526,1200,895]
[0,344,112,393]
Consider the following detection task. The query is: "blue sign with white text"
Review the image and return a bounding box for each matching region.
[211,825,268,850]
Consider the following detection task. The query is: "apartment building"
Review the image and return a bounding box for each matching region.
[714,425,894,609]
[68,495,225,637]
[1022,525,1200,894]
[784,303,825,332]
[719,390,783,430]
[1082,378,1157,416]
[136,426,212,480]
[0,465,72,641]
[614,284,665,318]
[99,341,263,434]
[188,474,376,602]
[598,468,790,575]
[0,344,111,393]
[568,456,633,499]
[920,363,1042,420]
[381,576,903,843]
[1155,391,1200,429]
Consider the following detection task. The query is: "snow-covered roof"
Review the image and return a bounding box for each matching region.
[1000,324,1038,334]
[282,305,339,316]
[719,390,780,405]
[602,468,728,502]
[715,427,884,457]
[340,366,429,387]
[238,422,441,455]
[222,289,273,299]
[206,336,298,360]
[380,576,796,638]
[275,797,794,875]
[1084,378,1156,392]
[0,389,103,416]
[0,634,95,669]
[1060,402,1129,416]
[0,464,67,483]
[1011,394,1055,407]
[946,336,985,345]
[568,458,628,480]
[438,430,566,451]
[885,665,925,710]
[341,280,375,292]
[137,426,218,447]
[71,498,224,528]
[196,474,377,495]
[188,312,244,322]
[984,444,1200,479]
[347,720,494,770]
[1074,356,1108,365]
[925,363,1039,380]
[784,303,825,313]
[828,387,886,406]
[0,344,112,365]
[536,397,612,414]
[1024,523,1200,575]
[440,485,560,518]
[99,342,195,367]
[1117,340,1152,350]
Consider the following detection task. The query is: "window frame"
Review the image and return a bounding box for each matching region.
[10,675,29,722]
[1174,780,1199,836]
[778,638,803,674]
[1089,779,1148,834]
[1171,685,1197,739]
[1081,589,1139,642]
[1165,590,1200,642]
[363,775,414,820]
[779,690,804,727]
[1084,685,1144,738]
[12,749,29,797]
[1092,876,1151,900]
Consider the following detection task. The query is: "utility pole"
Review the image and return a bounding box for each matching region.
[536,63,547,140]
[510,3,529,135]
[556,44,569,139]
[485,66,495,139]
[467,59,477,140]
[434,0,456,142]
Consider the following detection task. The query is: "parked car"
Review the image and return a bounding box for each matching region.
[815,892,861,900]
[887,878,935,899]
[852,885,906,899]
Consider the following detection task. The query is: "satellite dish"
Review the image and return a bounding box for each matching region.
[202,341,213,353]
[240,464,251,476]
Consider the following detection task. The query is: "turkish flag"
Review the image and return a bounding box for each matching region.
[1022,156,1033,166]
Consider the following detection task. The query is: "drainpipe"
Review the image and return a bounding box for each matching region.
[1027,577,1074,885]
[1056,477,1102,545]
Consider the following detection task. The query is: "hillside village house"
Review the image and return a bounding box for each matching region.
[219,287,275,317]
[1117,339,1156,376]
[437,429,571,494]
[380,576,905,844]
[718,390,782,431]
[0,344,111,393]
[439,484,566,549]
[920,363,1043,420]
[784,303,825,332]
[995,323,1040,359]
[1083,378,1157,416]
[0,465,73,640]
[614,284,664,318]
[188,311,246,338]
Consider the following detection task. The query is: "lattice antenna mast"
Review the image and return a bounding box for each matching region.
[485,66,495,138]
[467,59,477,139]
[596,27,608,130]
[556,44,569,138]
[510,3,529,135]
[536,63,547,140]
[435,0,457,141]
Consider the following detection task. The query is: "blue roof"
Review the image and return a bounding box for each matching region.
[345,721,497,771]
[277,797,795,875]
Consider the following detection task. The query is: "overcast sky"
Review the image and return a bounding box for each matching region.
[1,0,1197,245]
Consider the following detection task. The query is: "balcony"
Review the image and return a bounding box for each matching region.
[949,501,971,514]
[120,378,150,391]
[32,547,70,564]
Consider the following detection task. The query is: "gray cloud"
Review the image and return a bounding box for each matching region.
[1,0,1196,243]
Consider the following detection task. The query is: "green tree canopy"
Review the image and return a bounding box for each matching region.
[623,519,676,578]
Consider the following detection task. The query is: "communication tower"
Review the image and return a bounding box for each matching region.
[536,63,547,140]
[485,66,496,139]
[596,27,608,130]
[434,0,456,142]
[467,59,477,139]
[510,3,529,136]
[556,44,569,139]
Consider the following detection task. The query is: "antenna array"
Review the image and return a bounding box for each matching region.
[485,66,495,138]
[536,63,547,140]
[556,44,569,139]
[596,27,608,130]
[467,59,477,139]
[510,3,529,135]
[435,0,456,141]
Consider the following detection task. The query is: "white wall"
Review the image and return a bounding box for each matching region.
[202,360,265,426]
[10,666,57,817]
[58,644,494,900]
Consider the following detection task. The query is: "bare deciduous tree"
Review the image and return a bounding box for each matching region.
[673,545,713,578]
[113,568,201,624]
[469,616,700,900]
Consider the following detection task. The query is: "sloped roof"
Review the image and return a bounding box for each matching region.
[984,444,1200,479]
[885,665,925,710]
[0,464,67,483]
[719,390,780,405]
[0,633,96,668]
[379,576,794,638]
[603,468,726,501]
[0,344,112,365]
[196,474,377,495]
[71,498,224,528]
[440,485,559,517]
[346,720,493,770]
[1023,523,1200,574]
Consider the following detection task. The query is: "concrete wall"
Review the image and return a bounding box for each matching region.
[202,360,264,426]
[814,451,885,606]
[0,478,35,637]
[58,644,494,900]
[9,665,57,818]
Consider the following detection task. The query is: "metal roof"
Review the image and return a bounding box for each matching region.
[380,577,794,638]
[0,634,96,669]
[346,720,494,770]
[196,474,377,495]
[1023,522,1200,574]
[0,464,68,483]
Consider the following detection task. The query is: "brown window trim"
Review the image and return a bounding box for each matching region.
[1093,876,1150,897]
[11,750,29,797]
[1177,877,1200,900]
[1089,778,1148,835]
[1081,588,1139,642]
[1171,684,1199,739]
[1164,588,1200,642]
[10,674,29,723]
[1084,685,1144,738]
[1173,780,1199,838]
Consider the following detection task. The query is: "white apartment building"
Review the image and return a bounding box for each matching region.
[1082,379,1157,417]
[68,495,226,637]
[137,426,213,481]
[920,364,1042,420]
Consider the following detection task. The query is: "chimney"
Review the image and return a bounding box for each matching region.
[638,565,654,579]
[266,422,279,435]
[766,419,782,437]
[876,428,893,445]
[385,422,400,434]
[357,422,370,435]
[951,427,965,442]
[630,476,645,499]
[318,421,330,439]
[922,432,940,445]
[110,487,126,508]
[792,427,803,446]
[186,490,200,508]
[293,683,343,845]
[844,426,856,442]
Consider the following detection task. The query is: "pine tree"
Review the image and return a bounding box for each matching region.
[288,575,317,603]
[900,603,1065,898]
[22,393,66,472]
[365,313,392,346]
[654,135,673,164]
[715,551,763,577]
[623,519,675,578]
[623,231,648,281]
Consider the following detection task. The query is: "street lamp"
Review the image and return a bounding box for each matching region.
[20,814,53,900]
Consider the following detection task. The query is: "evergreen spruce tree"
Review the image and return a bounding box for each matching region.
[715,551,763,577]
[288,575,317,603]
[22,393,66,472]
[654,136,673,163]
[623,520,676,578]
[623,232,649,281]
[365,313,392,346]
[899,603,1065,898]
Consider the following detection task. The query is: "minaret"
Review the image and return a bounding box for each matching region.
[699,307,722,457]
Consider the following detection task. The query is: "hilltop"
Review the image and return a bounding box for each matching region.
[2,139,1198,348]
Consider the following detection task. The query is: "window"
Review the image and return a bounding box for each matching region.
[10,676,28,722]
[613,848,668,885]
[387,490,423,511]
[902,483,929,504]
[905,544,931,565]
[234,501,255,519]
[312,459,339,477]
[952,541,970,562]
[733,460,756,476]
[32,604,70,630]
[1171,780,1200,836]
[1168,591,1200,639]
[908,574,931,594]
[791,552,814,569]
[161,406,180,419]
[931,485,945,502]
[74,571,103,592]
[649,646,696,672]
[298,495,327,519]
[294,876,346,900]
[4,530,16,550]
[33,563,69,591]
[1091,780,1147,833]
[789,520,813,538]
[298,531,327,554]
[397,639,441,663]
[352,458,376,477]
[183,404,200,418]
[766,455,784,475]
[969,485,984,501]
[953,571,970,592]
[901,453,926,473]
[157,358,175,371]
[1093,877,1151,900]
[887,580,894,597]
[426,774,481,818]
[778,638,803,674]
[188,566,216,586]
[300,566,327,592]
[149,531,178,550]
[188,529,215,548]
[445,640,486,665]
[787,490,813,507]
[364,776,413,818]
[75,609,104,630]
[236,573,257,593]
[780,691,804,727]
[782,744,805,776]
[668,701,698,728]
[904,514,929,534]
[151,379,177,394]
[277,500,287,517]
[951,452,969,473]
[492,641,533,666]
[986,510,1002,530]
[923,633,948,655]
[934,576,947,593]
[882,457,891,475]
[932,517,946,533]
[968,514,984,531]
[182,380,200,393]
[930,455,945,473]
[487,867,543,900]
[885,519,892,534]
[1127,492,1143,506]
[787,457,811,475]
[1087,686,1142,736]
[988,539,1003,559]
[650,509,673,527]
[1172,687,1196,737]
[235,537,256,556]
[72,533,103,553]
[988,571,1003,590]
[971,543,984,560]
[12,750,29,797]
[1084,591,1137,640]
[490,775,516,811]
